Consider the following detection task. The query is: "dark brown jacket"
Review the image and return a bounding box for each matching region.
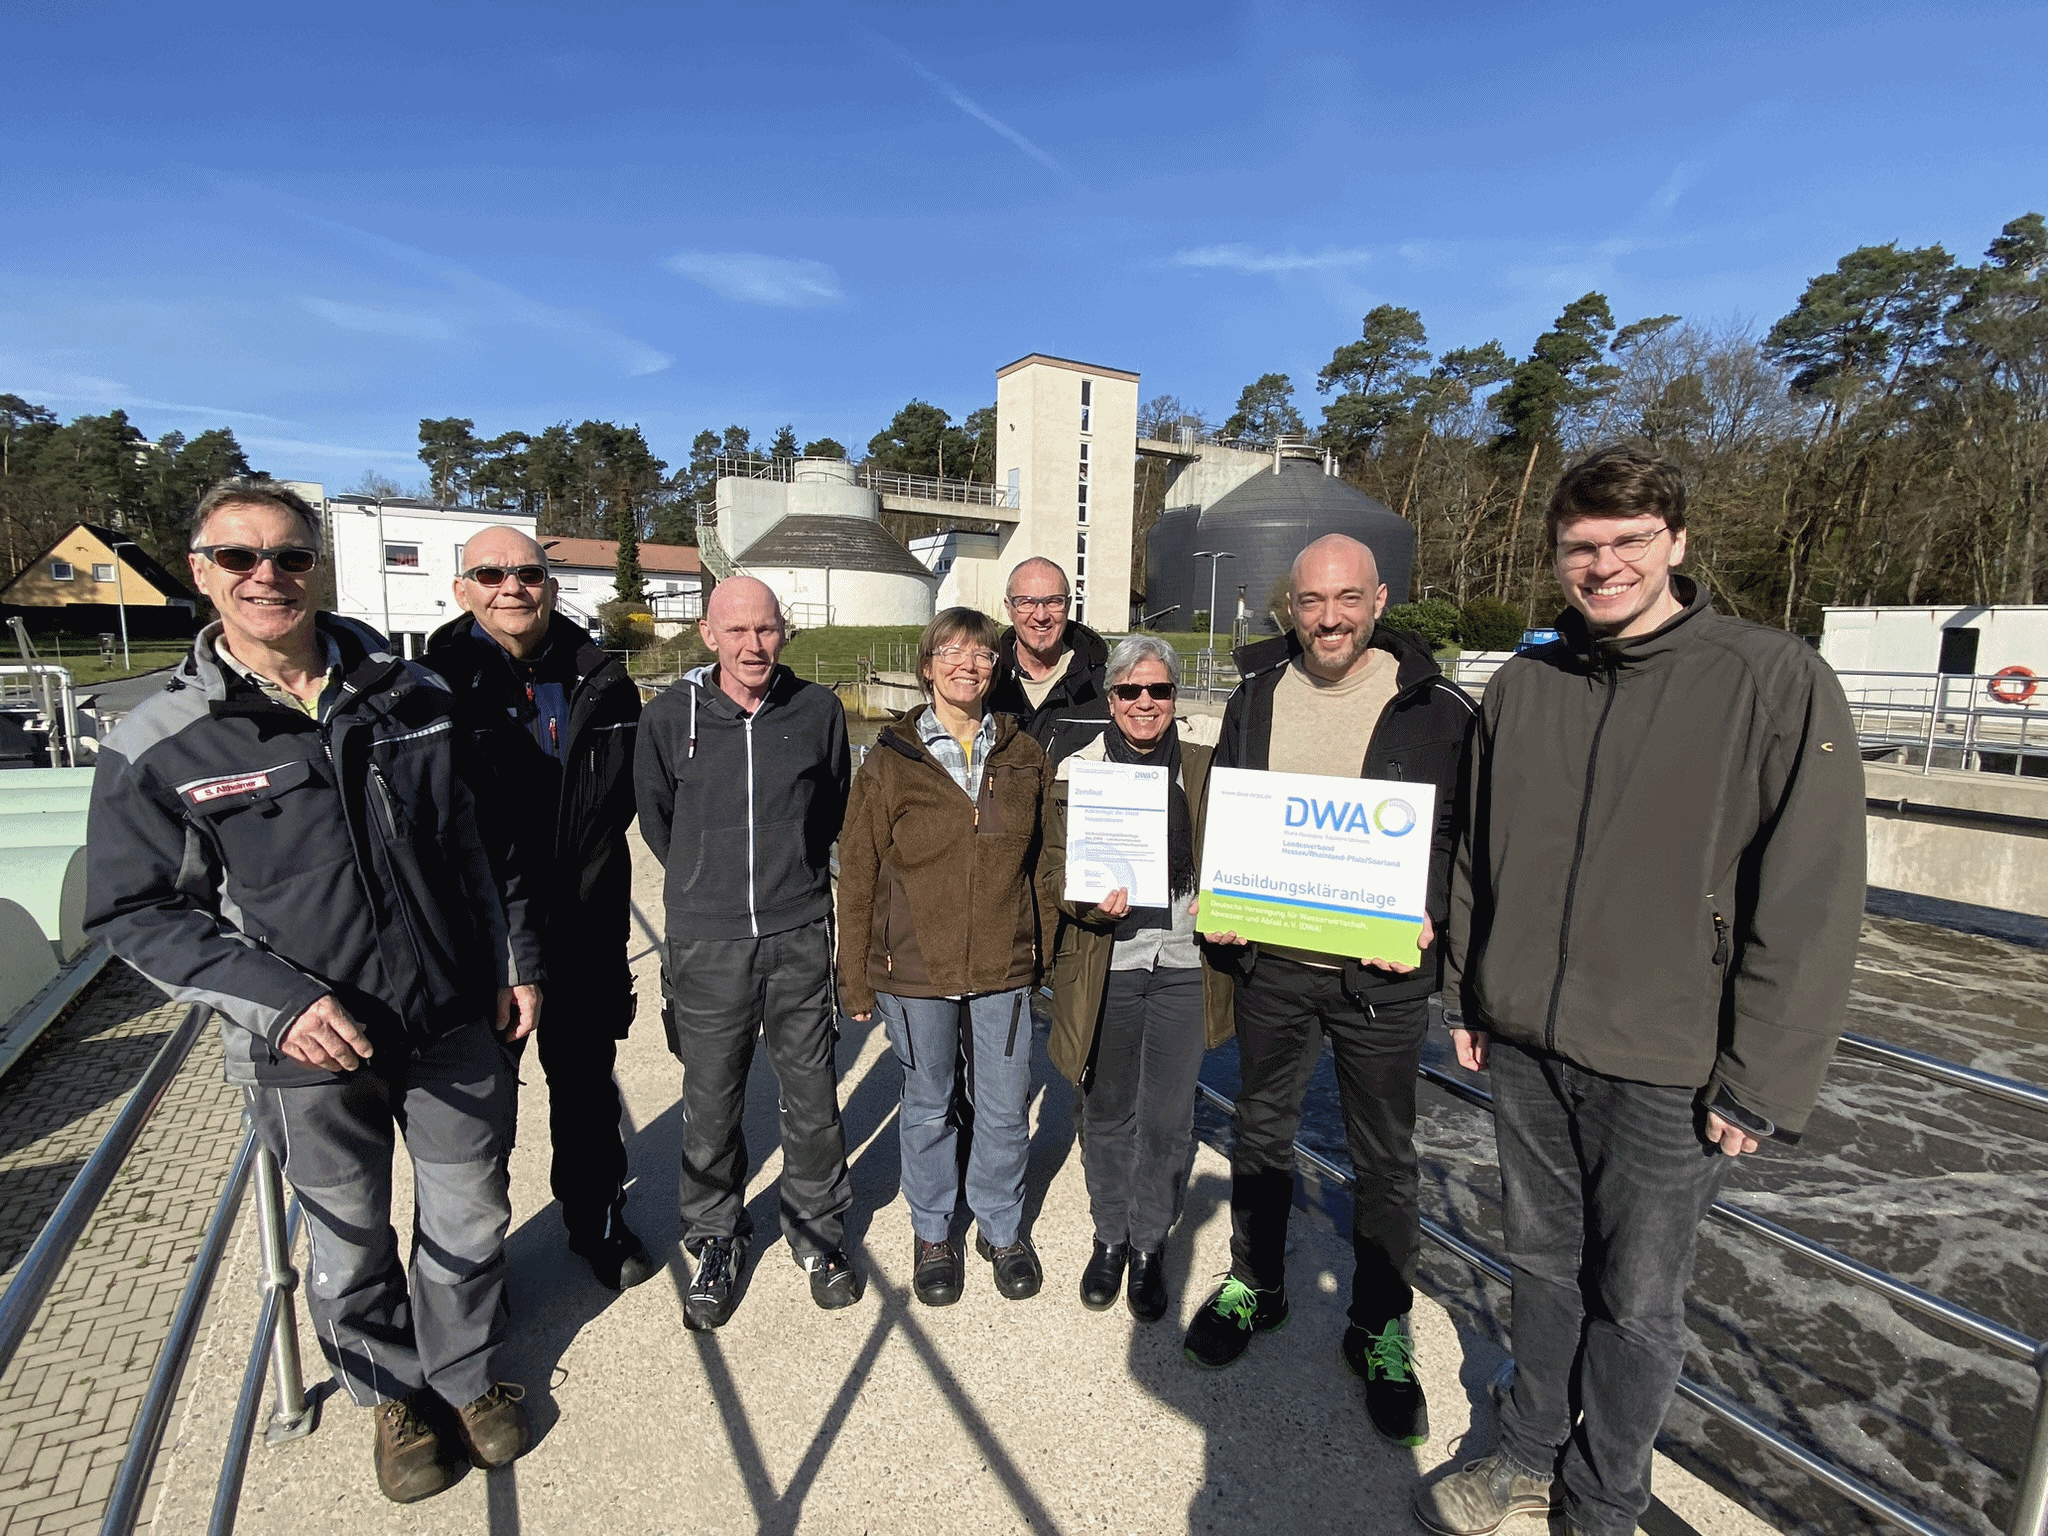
[836,708,1057,1016]
[1040,717,1235,1085]
[1445,577,1865,1136]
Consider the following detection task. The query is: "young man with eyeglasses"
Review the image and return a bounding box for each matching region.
[634,575,858,1327]
[1419,448,1863,1536]
[425,526,653,1292]
[985,556,1110,753]
[1186,534,1476,1453]
[85,481,543,1502]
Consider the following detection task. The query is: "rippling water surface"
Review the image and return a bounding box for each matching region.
[1195,914,2048,1536]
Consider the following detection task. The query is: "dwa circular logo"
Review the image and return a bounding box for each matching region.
[1373,798,1418,836]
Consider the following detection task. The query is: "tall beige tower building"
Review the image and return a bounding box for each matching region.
[990,354,1139,627]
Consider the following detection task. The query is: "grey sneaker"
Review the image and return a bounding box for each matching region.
[1414,1450,1559,1536]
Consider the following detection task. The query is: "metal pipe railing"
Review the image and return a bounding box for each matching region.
[1199,1035,2048,1536]
[1838,1032,2048,1116]
[0,1003,210,1376]
[98,1128,258,1535]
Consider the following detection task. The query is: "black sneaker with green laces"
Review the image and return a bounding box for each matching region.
[1182,1275,1288,1369]
[1343,1316,1429,1446]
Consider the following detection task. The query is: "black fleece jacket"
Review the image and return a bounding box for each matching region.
[1217,624,1478,1004]
[985,619,1110,759]
[425,611,642,1025]
[634,663,850,942]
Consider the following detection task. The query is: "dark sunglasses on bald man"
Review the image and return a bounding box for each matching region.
[462,563,549,587]
[193,544,320,575]
[1111,681,1176,701]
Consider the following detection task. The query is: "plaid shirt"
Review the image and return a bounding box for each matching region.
[916,705,998,801]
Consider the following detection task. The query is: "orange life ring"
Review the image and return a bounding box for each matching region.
[1987,665,2038,705]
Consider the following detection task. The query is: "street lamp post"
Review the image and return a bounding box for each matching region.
[110,538,136,670]
[1191,550,1236,654]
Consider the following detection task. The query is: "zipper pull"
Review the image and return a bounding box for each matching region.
[1711,908,1730,966]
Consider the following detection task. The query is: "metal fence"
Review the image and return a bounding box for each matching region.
[1195,1030,2048,1536]
[710,454,1017,509]
[1830,670,2042,774]
[0,663,80,767]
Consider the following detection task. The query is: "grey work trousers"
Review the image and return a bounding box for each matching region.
[245,1021,516,1408]
[1081,964,1205,1253]
[664,918,852,1260]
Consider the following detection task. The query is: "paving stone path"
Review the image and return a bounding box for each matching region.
[0,965,245,1535]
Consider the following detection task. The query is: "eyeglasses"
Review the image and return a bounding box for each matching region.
[1554,528,1670,570]
[193,544,319,575]
[462,564,549,587]
[1007,594,1070,613]
[933,644,999,669]
[1111,682,1176,701]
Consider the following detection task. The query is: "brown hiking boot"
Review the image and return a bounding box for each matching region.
[452,1382,530,1469]
[372,1391,461,1503]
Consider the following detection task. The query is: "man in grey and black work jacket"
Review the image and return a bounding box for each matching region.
[1418,448,1864,1536]
[426,525,650,1293]
[84,481,543,1505]
[634,575,857,1330]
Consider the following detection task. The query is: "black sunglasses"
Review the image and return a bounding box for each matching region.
[194,544,319,575]
[462,564,549,587]
[1111,682,1176,701]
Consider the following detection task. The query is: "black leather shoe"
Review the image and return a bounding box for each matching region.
[974,1232,1043,1300]
[1126,1249,1167,1323]
[913,1238,963,1307]
[1079,1241,1128,1310]
[569,1220,658,1292]
[803,1249,863,1310]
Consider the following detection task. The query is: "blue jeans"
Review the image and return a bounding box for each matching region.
[878,989,1034,1247]
[1490,1041,1732,1536]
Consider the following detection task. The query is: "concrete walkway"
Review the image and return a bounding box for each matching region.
[149,833,1777,1535]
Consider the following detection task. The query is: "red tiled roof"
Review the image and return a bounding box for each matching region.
[538,537,701,575]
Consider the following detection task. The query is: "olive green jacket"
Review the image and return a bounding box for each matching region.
[1041,715,1235,1085]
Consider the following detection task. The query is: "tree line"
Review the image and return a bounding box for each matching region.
[0,399,257,587]
[1142,211,2047,633]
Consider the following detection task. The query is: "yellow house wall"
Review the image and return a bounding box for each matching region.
[3,528,178,608]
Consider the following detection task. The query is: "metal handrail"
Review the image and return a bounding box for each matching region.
[0,1002,210,1375]
[99,1128,257,1534]
[1196,1072,2046,1536]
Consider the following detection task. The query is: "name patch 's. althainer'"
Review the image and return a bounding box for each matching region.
[184,772,272,804]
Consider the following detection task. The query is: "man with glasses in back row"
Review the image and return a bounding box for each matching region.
[1418,448,1863,1536]
[426,527,653,1292]
[986,556,1110,758]
[85,481,542,1504]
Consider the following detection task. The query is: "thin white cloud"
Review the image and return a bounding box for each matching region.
[239,434,421,466]
[663,252,844,308]
[862,31,1072,181]
[1173,244,1375,275]
[300,297,457,341]
[0,361,290,426]
[299,213,673,376]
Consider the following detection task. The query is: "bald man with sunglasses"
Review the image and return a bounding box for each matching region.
[426,527,653,1292]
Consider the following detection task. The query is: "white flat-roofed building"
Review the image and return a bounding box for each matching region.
[326,495,537,659]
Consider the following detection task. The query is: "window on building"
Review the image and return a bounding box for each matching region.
[1076,530,1088,555]
[1076,555,1087,577]
[385,543,421,569]
[49,560,74,581]
[1080,382,1092,434]
[557,574,579,591]
[92,563,116,582]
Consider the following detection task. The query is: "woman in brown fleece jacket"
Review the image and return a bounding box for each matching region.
[836,607,1057,1307]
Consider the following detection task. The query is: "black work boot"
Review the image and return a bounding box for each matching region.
[684,1234,748,1330]
[569,1209,658,1292]
[913,1237,963,1306]
[975,1232,1043,1300]
[1079,1241,1128,1310]
[1126,1249,1168,1323]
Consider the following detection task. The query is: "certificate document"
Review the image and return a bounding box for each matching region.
[1064,759,1171,908]
[1198,766,1436,962]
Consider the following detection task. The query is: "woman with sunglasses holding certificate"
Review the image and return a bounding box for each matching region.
[1041,635,1234,1323]
[836,607,1059,1308]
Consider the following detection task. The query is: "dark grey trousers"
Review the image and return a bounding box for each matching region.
[664,918,851,1260]
[245,1021,516,1408]
[1490,1041,1732,1536]
[1081,965,1205,1253]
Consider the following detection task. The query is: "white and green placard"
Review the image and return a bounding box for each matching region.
[1198,766,1436,961]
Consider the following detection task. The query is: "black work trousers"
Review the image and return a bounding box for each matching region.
[664,917,851,1261]
[532,1020,629,1242]
[1081,965,1206,1253]
[1228,955,1427,1327]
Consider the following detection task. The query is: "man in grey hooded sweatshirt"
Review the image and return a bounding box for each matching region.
[634,576,857,1329]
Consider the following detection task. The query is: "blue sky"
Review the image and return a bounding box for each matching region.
[3,0,2043,489]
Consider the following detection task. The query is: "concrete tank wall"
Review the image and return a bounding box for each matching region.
[751,566,935,628]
